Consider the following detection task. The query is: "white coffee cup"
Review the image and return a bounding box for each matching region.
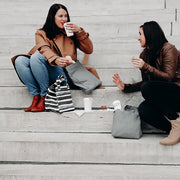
[64,22,74,37]
[83,98,93,112]
[113,100,122,110]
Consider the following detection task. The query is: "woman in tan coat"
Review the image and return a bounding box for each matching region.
[113,21,180,145]
[12,4,93,112]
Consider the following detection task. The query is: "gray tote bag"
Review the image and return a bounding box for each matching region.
[66,60,102,94]
[112,105,142,139]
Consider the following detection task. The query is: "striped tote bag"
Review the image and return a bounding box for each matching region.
[45,75,75,113]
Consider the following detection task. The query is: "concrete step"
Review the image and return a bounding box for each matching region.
[0,0,165,14]
[1,54,141,69]
[166,0,180,9]
[0,37,35,56]
[2,37,180,69]
[0,21,172,38]
[0,164,180,180]
[1,38,180,70]
[1,34,180,59]
[173,22,180,35]
[0,132,179,164]
[0,38,142,68]
[2,44,180,70]
[169,36,180,49]
[1,9,175,25]
[0,110,114,133]
[0,110,163,134]
[0,87,143,109]
[0,36,141,56]
[0,68,142,87]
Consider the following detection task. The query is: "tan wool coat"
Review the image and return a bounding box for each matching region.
[11,28,93,66]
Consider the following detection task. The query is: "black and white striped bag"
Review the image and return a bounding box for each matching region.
[45,75,75,113]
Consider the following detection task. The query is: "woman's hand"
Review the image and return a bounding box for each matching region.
[112,73,125,91]
[55,57,69,67]
[64,23,81,33]
[131,56,145,69]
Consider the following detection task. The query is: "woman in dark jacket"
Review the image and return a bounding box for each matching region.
[113,21,180,145]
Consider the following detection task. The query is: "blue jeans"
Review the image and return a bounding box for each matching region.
[15,51,68,96]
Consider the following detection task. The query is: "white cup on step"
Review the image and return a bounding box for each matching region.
[83,98,93,112]
[113,100,122,110]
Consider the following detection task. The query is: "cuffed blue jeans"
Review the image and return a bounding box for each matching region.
[15,51,68,96]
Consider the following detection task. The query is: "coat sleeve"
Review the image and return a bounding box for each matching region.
[75,28,93,54]
[35,30,59,66]
[141,45,178,81]
[123,81,143,93]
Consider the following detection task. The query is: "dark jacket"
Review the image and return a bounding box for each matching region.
[124,42,180,93]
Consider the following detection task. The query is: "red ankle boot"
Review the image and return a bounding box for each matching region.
[24,95,40,112]
[31,96,45,112]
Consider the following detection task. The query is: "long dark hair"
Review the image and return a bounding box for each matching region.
[141,21,168,66]
[41,4,70,40]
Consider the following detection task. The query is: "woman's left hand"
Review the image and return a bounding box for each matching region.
[131,56,145,69]
[65,23,81,33]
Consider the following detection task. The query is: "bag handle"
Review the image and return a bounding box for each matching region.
[56,75,69,91]
[52,39,62,57]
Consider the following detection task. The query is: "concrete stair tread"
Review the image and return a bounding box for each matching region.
[0,110,114,133]
[0,131,154,142]
[1,0,180,178]
[1,9,175,26]
[0,0,165,12]
[1,56,141,69]
[0,68,142,87]
[0,39,142,55]
[0,132,180,164]
[0,110,164,134]
[167,1,180,8]
[0,22,172,38]
[1,36,180,60]
[0,87,144,108]
[0,164,180,179]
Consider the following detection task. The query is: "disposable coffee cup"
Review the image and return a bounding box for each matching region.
[64,22,74,37]
[83,97,93,112]
[113,100,122,110]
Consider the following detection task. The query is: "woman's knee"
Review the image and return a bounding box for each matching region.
[15,56,29,69]
[30,51,46,67]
